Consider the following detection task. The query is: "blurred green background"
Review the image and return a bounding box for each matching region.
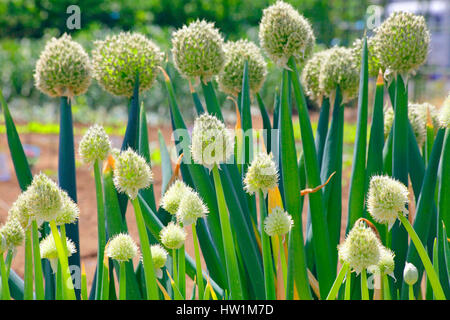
[0,0,447,124]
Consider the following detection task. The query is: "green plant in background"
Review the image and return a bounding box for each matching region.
[1,1,449,301]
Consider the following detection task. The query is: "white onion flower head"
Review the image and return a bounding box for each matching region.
[106,233,139,263]
[244,152,278,195]
[160,222,186,250]
[40,233,76,272]
[191,113,234,169]
[403,262,419,285]
[34,33,91,98]
[92,32,164,97]
[113,148,153,200]
[176,189,208,226]
[0,218,25,253]
[8,190,34,230]
[301,50,330,103]
[319,46,360,102]
[151,244,168,278]
[27,173,64,223]
[160,180,191,215]
[217,40,267,96]
[338,221,381,274]
[367,175,409,229]
[264,206,293,237]
[373,11,430,77]
[79,124,111,164]
[55,191,79,226]
[439,93,450,129]
[171,20,225,81]
[368,245,395,277]
[351,37,384,78]
[259,1,315,68]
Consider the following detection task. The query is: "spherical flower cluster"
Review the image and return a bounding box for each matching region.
[106,233,139,262]
[92,32,164,97]
[367,175,409,229]
[8,191,34,230]
[244,152,278,195]
[338,220,381,274]
[319,46,360,102]
[439,93,450,129]
[160,222,186,250]
[217,40,267,96]
[40,233,76,272]
[301,50,330,103]
[263,206,294,237]
[259,1,315,67]
[176,189,208,226]
[151,244,168,278]
[368,245,395,276]
[0,218,25,253]
[373,11,430,76]
[113,148,153,199]
[403,262,419,285]
[55,191,79,226]
[78,125,111,164]
[26,173,64,223]
[160,180,191,215]
[34,33,91,97]
[171,20,225,81]
[351,37,384,77]
[191,113,234,169]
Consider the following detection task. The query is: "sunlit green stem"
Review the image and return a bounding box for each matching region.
[361,269,369,300]
[278,236,288,291]
[24,228,33,300]
[409,284,415,300]
[31,221,44,300]
[178,223,186,298]
[397,213,445,299]
[130,197,159,300]
[259,190,275,300]
[94,160,106,300]
[211,165,243,299]
[172,248,178,290]
[382,274,391,300]
[119,262,126,300]
[326,262,349,300]
[344,269,352,300]
[0,255,10,300]
[192,224,204,300]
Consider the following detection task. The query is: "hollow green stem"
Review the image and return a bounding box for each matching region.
[94,160,106,300]
[382,274,391,300]
[326,262,349,300]
[130,197,159,300]
[212,165,243,299]
[31,221,44,300]
[178,223,186,298]
[278,236,288,291]
[49,220,76,300]
[101,260,109,300]
[24,228,33,300]
[172,248,178,291]
[55,262,62,300]
[361,269,369,300]
[119,262,126,300]
[0,255,10,300]
[344,269,352,300]
[409,284,415,300]
[397,213,445,299]
[192,224,204,300]
[259,190,276,300]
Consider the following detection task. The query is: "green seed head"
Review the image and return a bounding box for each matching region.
[79,124,111,164]
[40,233,76,272]
[403,262,419,285]
[439,93,450,129]
[244,152,278,195]
[367,175,409,229]
[160,180,191,215]
[217,39,267,96]
[263,206,293,237]
[368,245,395,276]
[351,37,384,78]
[373,11,430,76]
[34,33,91,98]
[27,173,64,223]
[106,233,139,262]
[55,191,79,226]
[319,46,360,102]
[8,191,34,230]
[160,222,186,250]
[338,220,381,274]
[176,189,208,226]
[92,32,164,97]
[113,148,153,200]
[0,218,25,252]
[301,50,330,103]
[151,244,168,270]
[171,20,225,81]
[191,113,234,169]
[259,1,315,68]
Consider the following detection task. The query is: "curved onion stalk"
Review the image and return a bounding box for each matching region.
[259,190,276,299]
[93,159,106,300]
[326,262,349,300]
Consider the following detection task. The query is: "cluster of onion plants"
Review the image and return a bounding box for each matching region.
[0,1,449,300]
